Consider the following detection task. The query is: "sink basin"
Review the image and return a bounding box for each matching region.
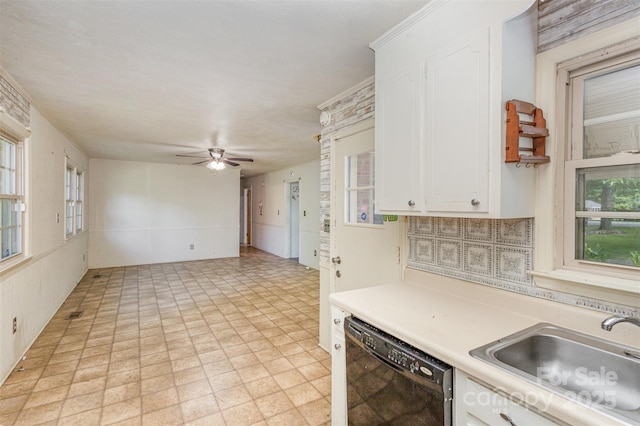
[470,323,640,424]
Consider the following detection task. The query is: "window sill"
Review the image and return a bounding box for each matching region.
[530,269,639,306]
[0,255,34,279]
[65,229,87,241]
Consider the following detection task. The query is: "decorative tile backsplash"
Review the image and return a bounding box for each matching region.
[407,216,638,317]
[408,217,534,287]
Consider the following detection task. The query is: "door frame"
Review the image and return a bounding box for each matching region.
[243,187,252,245]
[283,178,301,259]
[329,118,375,292]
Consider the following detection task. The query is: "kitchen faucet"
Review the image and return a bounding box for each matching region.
[601,315,640,331]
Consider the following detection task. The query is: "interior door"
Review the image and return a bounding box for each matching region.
[331,121,401,293]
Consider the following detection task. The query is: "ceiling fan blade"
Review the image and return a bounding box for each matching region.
[177,154,208,158]
[225,157,254,162]
[223,159,240,167]
[192,160,210,165]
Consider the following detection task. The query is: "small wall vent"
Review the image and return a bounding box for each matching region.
[65,311,83,320]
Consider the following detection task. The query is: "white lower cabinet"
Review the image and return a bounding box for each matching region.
[330,306,348,426]
[455,370,565,426]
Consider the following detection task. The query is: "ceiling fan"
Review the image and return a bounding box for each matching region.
[176,148,254,171]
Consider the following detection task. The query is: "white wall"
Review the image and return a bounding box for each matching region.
[242,160,320,269]
[1,107,89,383]
[89,159,240,268]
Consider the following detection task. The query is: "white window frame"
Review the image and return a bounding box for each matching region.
[0,134,24,262]
[560,52,640,278]
[344,150,383,227]
[65,165,74,237]
[65,159,84,238]
[76,170,83,232]
[531,21,640,301]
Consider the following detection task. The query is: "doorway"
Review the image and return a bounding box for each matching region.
[330,120,401,293]
[243,187,252,245]
[288,181,300,259]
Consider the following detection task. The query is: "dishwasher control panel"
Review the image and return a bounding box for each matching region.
[345,316,451,386]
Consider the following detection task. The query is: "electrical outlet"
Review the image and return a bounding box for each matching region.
[12,317,17,334]
[190,244,194,250]
[314,250,317,256]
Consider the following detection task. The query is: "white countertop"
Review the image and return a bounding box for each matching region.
[329,268,640,426]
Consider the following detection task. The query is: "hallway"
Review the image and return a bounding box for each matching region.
[0,247,330,425]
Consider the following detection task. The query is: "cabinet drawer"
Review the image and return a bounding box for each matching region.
[464,379,561,426]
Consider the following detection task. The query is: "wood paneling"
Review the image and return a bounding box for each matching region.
[538,0,640,52]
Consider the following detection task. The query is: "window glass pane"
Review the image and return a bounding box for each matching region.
[583,64,640,158]
[76,172,83,201]
[11,223,20,256]
[76,202,82,231]
[345,151,383,225]
[356,189,373,224]
[66,201,74,235]
[66,168,73,199]
[0,137,21,261]
[576,164,640,213]
[1,228,10,259]
[576,217,640,267]
[0,138,16,195]
[356,152,374,187]
[575,164,640,267]
[1,199,11,227]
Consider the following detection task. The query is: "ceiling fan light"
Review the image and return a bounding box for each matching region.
[207,159,225,171]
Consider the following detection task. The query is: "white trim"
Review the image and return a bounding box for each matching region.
[0,108,30,140]
[583,110,640,127]
[574,211,640,219]
[369,0,449,50]
[530,270,639,307]
[534,18,640,299]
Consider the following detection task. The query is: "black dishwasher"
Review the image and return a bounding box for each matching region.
[344,316,453,425]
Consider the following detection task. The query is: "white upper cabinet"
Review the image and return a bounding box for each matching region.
[372,0,538,218]
[425,29,490,214]
[376,66,423,212]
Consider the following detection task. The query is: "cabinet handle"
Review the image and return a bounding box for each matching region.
[499,413,517,426]
[333,318,341,325]
[471,198,480,206]
[334,343,342,350]
[408,200,416,207]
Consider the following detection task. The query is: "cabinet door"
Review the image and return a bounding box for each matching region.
[375,66,423,213]
[425,29,490,214]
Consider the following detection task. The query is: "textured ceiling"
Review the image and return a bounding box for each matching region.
[0,0,427,177]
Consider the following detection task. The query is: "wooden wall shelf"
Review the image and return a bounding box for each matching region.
[505,99,550,165]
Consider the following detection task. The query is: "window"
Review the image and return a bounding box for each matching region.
[345,151,383,225]
[76,171,83,232]
[65,162,84,237]
[0,135,24,261]
[65,166,74,236]
[562,53,640,273]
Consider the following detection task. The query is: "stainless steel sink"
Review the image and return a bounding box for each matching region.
[470,323,640,424]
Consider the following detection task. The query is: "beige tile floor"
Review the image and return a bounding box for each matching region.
[0,247,330,426]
